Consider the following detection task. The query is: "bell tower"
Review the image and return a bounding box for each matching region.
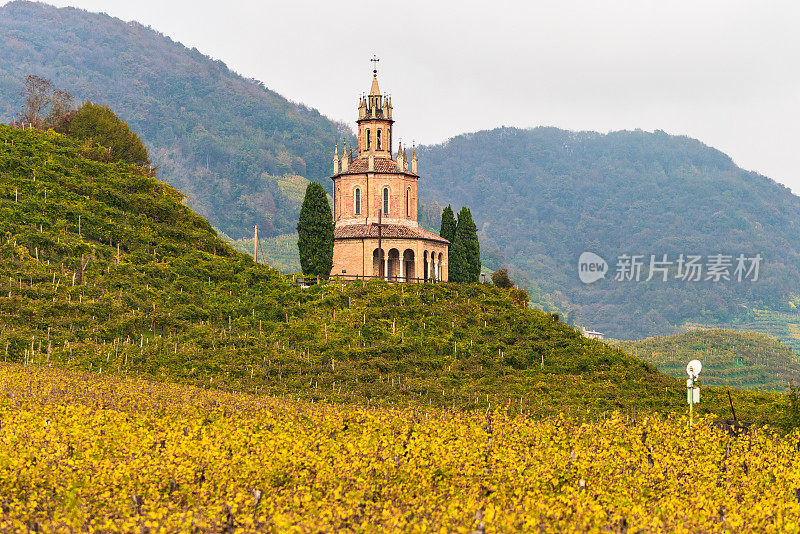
[357,57,393,158]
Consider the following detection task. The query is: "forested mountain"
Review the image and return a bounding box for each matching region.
[418,127,800,338]
[0,0,352,239]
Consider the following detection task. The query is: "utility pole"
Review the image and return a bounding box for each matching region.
[253,225,259,263]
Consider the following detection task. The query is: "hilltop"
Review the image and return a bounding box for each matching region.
[1,124,791,425]
[615,329,800,392]
[418,127,800,339]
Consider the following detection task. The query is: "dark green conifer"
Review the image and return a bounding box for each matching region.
[439,205,456,244]
[297,182,333,277]
[451,206,480,282]
[449,236,469,283]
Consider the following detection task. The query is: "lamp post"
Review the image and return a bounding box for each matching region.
[686,359,702,425]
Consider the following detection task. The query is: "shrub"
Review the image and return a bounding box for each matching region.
[491,268,514,289]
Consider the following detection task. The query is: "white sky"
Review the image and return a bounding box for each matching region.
[30,0,800,191]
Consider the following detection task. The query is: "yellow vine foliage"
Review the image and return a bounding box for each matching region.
[1,363,799,533]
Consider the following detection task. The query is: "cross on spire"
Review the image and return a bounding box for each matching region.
[370,54,380,75]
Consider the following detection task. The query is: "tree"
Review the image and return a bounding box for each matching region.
[449,206,480,283]
[439,205,456,244]
[491,268,514,288]
[297,182,333,277]
[47,89,75,130]
[20,75,51,126]
[67,102,151,166]
[454,206,480,282]
[19,75,75,128]
[449,236,469,283]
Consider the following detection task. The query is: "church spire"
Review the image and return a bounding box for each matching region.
[333,143,339,174]
[370,73,380,96]
[367,56,383,118]
[357,56,393,157]
[397,141,404,168]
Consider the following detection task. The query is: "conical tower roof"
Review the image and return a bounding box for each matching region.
[369,73,380,96]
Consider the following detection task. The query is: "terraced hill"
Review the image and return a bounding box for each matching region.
[686,308,800,356]
[616,329,800,391]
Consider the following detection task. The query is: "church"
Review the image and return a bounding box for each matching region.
[329,65,449,282]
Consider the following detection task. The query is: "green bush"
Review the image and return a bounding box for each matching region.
[67,102,150,166]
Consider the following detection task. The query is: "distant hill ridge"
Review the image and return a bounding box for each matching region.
[615,329,800,392]
[418,126,800,338]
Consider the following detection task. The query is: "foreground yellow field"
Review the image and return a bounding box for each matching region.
[0,364,798,533]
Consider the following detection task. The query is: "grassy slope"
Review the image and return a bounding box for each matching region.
[0,125,790,426]
[227,233,301,273]
[615,329,800,391]
[221,174,323,273]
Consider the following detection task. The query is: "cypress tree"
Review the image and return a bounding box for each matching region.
[297,182,333,277]
[449,235,469,282]
[439,205,456,244]
[453,206,480,283]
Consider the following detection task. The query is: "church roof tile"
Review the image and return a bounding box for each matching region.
[334,224,449,244]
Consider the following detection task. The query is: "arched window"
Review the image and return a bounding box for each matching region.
[377,130,382,151]
[383,187,390,215]
[406,188,410,217]
[354,187,361,215]
[366,129,371,150]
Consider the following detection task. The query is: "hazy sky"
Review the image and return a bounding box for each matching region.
[32,0,800,191]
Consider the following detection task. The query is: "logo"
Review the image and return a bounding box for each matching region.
[578,252,608,284]
[577,252,762,284]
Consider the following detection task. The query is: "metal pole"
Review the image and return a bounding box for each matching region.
[377,210,383,279]
[253,225,259,263]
